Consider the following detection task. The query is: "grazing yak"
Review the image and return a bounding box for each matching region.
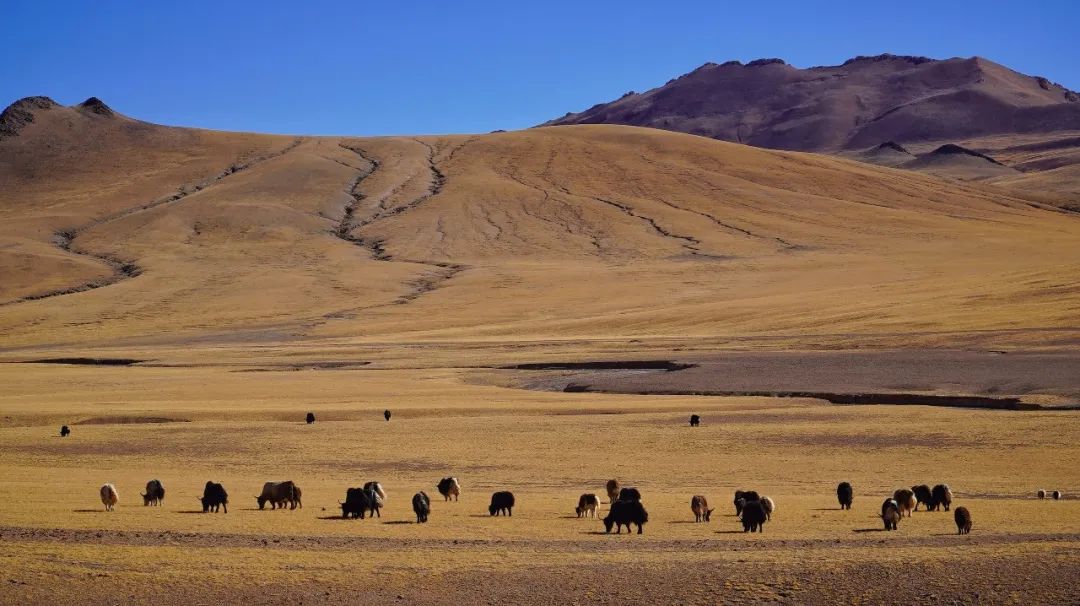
[837,482,854,510]
[60,425,70,438]
[690,495,713,522]
[604,499,648,534]
[954,506,972,534]
[489,491,515,516]
[605,479,620,504]
[363,482,386,518]
[341,488,371,519]
[1038,489,1047,499]
[618,487,642,503]
[576,493,600,518]
[412,491,431,523]
[256,481,301,510]
[881,498,900,530]
[689,414,700,427]
[305,412,315,424]
[760,496,775,520]
[1052,490,1062,500]
[100,483,119,511]
[912,484,933,511]
[201,481,228,513]
[930,484,953,512]
[141,479,165,506]
[893,489,916,517]
[740,500,768,532]
[384,409,392,422]
[734,490,760,516]
[437,477,460,502]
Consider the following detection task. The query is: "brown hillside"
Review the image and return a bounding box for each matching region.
[1,99,1078,352]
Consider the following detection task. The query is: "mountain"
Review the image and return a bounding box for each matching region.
[545,54,1080,151]
[1,96,1079,353]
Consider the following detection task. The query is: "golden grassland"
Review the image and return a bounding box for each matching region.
[0,361,1078,603]
[1,108,1079,602]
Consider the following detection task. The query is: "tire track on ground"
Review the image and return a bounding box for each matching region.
[2,138,304,306]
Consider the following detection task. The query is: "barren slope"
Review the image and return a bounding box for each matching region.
[2,101,1079,354]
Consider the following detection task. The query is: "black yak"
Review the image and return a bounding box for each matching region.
[489,491,515,516]
[954,506,972,534]
[881,498,900,530]
[912,484,933,511]
[931,484,953,511]
[412,491,431,523]
[837,482,853,510]
[604,499,648,534]
[341,487,371,519]
[141,479,165,506]
[741,500,768,532]
[201,481,228,513]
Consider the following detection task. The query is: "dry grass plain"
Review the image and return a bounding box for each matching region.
[1,100,1079,603]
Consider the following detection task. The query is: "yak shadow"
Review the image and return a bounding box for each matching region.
[469,514,497,518]
[176,510,209,514]
[715,530,746,534]
[72,509,106,513]
[382,520,414,525]
[317,515,354,521]
[853,528,886,533]
[582,531,613,535]
[668,520,706,524]
[811,508,846,511]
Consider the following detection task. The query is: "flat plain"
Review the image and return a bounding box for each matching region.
[0,99,1078,604]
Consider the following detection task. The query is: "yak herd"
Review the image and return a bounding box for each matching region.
[90,475,1023,537]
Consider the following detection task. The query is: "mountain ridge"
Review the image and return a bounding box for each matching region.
[544,53,1080,152]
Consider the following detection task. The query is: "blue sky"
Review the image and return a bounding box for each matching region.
[3,0,1078,136]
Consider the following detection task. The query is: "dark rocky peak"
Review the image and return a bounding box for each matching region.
[0,96,60,139]
[841,54,934,67]
[76,97,115,116]
[876,141,911,154]
[746,58,786,67]
[928,144,1004,165]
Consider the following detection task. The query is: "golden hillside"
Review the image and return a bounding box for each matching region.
[2,100,1078,355]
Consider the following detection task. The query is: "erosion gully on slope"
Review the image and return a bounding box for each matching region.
[328,140,467,311]
[3,138,304,307]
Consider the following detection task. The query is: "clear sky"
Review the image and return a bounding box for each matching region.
[3,0,1078,136]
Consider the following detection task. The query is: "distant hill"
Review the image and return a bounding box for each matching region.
[544,54,1080,152]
